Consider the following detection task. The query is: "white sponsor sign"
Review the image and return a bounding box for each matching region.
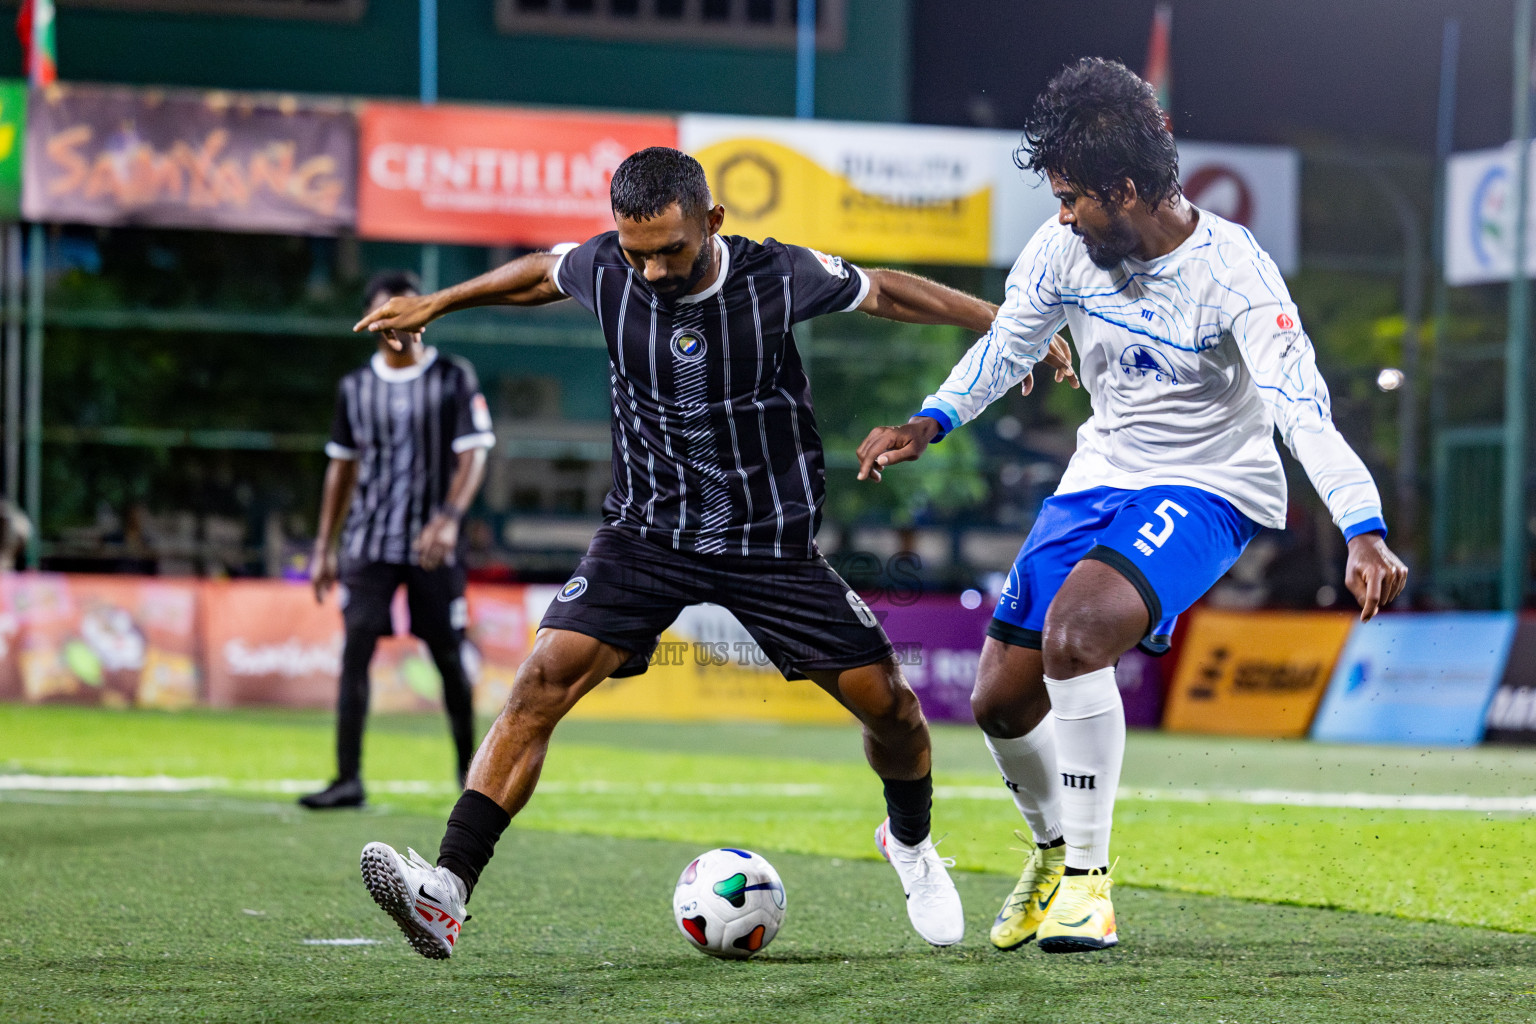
[996,140,1300,273]
[680,114,1298,272]
[1445,143,1536,285]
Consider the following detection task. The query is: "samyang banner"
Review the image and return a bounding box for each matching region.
[23,83,356,234]
[356,102,677,247]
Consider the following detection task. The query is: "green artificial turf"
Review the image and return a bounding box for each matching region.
[5,704,1536,1021]
[3,795,1535,1024]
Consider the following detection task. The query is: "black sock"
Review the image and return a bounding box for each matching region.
[882,773,932,847]
[1039,837,1066,851]
[335,629,379,781]
[437,790,511,900]
[427,640,476,782]
[1064,865,1107,876]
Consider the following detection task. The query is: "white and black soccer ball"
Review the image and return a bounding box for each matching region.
[672,848,786,959]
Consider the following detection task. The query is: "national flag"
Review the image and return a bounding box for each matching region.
[1144,2,1172,131]
[16,0,56,88]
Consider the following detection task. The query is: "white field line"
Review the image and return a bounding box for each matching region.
[300,938,381,946]
[2,773,1535,813]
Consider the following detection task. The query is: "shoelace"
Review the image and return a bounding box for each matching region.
[1048,860,1117,920]
[1003,833,1051,916]
[902,836,957,896]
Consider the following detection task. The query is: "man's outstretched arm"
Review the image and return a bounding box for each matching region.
[856,268,998,332]
[354,252,567,342]
[855,268,1077,389]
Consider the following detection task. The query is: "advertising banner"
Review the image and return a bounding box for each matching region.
[1481,615,1536,744]
[1311,612,1516,746]
[1445,144,1530,286]
[201,579,530,714]
[0,80,26,219]
[1115,646,1169,729]
[0,574,198,709]
[551,586,850,725]
[682,113,1008,266]
[681,116,1299,272]
[357,102,677,247]
[23,83,356,234]
[1163,610,1353,738]
[1177,141,1300,275]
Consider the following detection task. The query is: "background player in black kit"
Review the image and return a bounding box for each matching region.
[300,271,496,810]
[351,149,1075,955]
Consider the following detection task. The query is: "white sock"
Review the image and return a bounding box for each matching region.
[983,716,1064,846]
[444,868,469,904]
[1044,667,1124,871]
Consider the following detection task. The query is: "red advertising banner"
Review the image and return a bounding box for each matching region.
[201,579,530,714]
[24,83,356,234]
[357,102,677,246]
[0,574,199,709]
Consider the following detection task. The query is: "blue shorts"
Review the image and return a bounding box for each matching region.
[989,485,1263,655]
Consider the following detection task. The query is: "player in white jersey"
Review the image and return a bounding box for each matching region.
[856,58,1407,953]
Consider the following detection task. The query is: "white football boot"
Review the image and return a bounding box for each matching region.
[874,818,965,947]
[360,842,468,959]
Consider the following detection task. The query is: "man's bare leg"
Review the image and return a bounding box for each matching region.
[436,628,631,894]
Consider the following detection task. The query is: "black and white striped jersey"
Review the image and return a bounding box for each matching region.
[326,348,495,566]
[553,232,869,559]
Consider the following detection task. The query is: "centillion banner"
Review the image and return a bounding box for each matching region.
[681,115,1004,266]
[1163,609,1354,738]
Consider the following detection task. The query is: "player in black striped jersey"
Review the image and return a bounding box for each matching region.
[300,270,496,811]
[352,147,1076,954]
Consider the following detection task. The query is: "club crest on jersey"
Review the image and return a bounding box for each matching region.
[670,328,707,362]
[1118,345,1178,385]
[558,576,588,602]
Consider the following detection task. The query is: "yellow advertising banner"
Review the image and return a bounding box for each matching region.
[1163,609,1354,738]
[521,589,851,725]
[681,115,999,266]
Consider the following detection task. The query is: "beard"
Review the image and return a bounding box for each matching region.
[652,240,716,300]
[1079,213,1140,269]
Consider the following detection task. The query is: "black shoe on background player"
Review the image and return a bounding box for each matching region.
[299,777,366,809]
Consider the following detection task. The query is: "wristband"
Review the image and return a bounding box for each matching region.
[440,504,467,523]
[913,407,956,443]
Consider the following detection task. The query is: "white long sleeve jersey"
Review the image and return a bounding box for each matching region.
[921,209,1384,535]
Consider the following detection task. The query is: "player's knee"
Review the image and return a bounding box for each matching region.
[1039,617,1120,678]
[970,686,1015,738]
[854,667,924,732]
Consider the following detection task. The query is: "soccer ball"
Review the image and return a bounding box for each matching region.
[672,848,786,959]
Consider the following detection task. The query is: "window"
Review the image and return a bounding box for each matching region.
[497,0,846,50]
[58,0,366,21]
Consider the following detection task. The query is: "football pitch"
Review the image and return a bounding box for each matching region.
[5,705,1536,1023]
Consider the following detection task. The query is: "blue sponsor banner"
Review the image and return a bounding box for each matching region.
[1311,612,1516,747]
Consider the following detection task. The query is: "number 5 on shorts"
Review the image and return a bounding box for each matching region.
[1138,499,1188,549]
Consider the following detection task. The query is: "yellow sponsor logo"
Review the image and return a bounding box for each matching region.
[695,137,992,266]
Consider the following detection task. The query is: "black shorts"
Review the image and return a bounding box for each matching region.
[540,525,895,680]
[339,561,468,648]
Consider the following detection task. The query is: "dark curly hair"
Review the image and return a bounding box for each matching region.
[1017,57,1180,210]
[610,147,712,222]
[362,269,420,313]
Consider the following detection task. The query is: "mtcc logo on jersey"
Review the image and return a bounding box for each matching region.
[671,328,706,362]
[557,576,588,602]
[1118,345,1178,385]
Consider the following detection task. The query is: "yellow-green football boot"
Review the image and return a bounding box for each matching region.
[988,833,1066,950]
[1035,864,1117,953]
